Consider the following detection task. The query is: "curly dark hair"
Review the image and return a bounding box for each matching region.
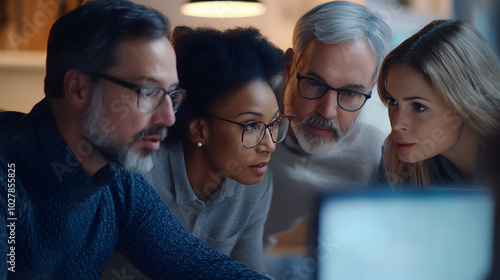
[171,25,285,138]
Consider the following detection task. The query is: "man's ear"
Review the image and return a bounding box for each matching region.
[285,48,294,84]
[188,117,209,145]
[63,68,94,109]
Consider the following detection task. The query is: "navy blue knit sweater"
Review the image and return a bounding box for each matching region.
[0,99,269,280]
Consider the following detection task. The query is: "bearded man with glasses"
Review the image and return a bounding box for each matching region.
[264,1,393,252]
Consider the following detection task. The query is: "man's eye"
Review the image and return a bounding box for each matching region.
[306,79,324,88]
[141,88,161,98]
[340,91,357,98]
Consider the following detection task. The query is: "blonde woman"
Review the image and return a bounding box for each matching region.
[378,19,500,188]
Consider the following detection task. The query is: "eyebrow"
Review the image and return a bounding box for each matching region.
[237,109,280,118]
[134,75,179,89]
[305,71,366,91]
[387,92,430,102]
[403,96,430,102]
[130,75,159,84]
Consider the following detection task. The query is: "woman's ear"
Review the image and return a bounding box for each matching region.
[63,68,94,109]
[188,117,209,145]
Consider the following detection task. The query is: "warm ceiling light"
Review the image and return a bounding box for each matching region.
[181,0,266,18]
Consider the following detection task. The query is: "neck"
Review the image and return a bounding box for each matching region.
[183,139,224,201]
[49,99,108,177]
[441,124,480,182]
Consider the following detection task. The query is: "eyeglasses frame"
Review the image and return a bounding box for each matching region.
[88,72,187,113]
[212,115,294,148]
[295,71,371,112]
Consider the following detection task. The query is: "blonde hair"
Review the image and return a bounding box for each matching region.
[378,19,500,188]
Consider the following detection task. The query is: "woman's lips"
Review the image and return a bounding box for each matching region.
[306,124,334,137]
[395,141,415,152]
[249,162,268,176]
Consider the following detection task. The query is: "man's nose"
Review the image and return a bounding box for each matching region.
[317,90,339,119]
[151,95,176,127]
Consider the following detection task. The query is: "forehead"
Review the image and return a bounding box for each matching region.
[111,37,177,84]
[386,63,437,99]
[298,39,377,88]
[213,80,278,116]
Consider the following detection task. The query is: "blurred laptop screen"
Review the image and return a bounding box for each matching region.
[316,189,494,280]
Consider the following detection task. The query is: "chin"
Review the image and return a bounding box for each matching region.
[398,150,430,164]
[121,148,154,173]
[297,135,337,155]
[235,175,265,186]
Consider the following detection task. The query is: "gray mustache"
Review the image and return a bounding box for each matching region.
[302,114,340,132]
[135,126,168,141]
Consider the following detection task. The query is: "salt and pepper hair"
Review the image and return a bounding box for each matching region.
[378,19,500,187]
[292,1,393,84]
[44,0,169,98]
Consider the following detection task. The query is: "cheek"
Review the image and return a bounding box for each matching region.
[337,111,359,131]
[103,105,149,142]
[293,97,317,122]
[439,122,462,147]
[414,117,450,141]
[413,119,461,157]
[208,131,249,170]
[102,90,137,120]
[388,108,396,124]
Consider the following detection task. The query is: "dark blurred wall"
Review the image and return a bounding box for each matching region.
[454,0,500,57]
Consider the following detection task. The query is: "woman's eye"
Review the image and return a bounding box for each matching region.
[243,122,258,131]
[413,102,426,112]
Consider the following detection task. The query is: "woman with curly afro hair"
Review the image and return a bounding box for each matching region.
[125,26,289,276]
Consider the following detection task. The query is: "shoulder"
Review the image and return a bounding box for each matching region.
[112,166,152,191]
[0,111,37,160]
[354,122,386,139]
[0,111,29,140]
[109,165,159,203]
[0,111,25,124]
[108,165,172,221]
[346,122,387,150]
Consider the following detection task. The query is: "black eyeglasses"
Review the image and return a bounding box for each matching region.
[88,73,187,113]
[212,115,294,148]
[296,72,371,112]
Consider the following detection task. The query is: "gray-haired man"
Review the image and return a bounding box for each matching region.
[265,1,393,248]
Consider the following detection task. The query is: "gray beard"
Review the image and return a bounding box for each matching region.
[81,86,163,173]
[294,114,350,155]
[285,91,354,154]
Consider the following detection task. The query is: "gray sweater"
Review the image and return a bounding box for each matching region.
[145,140,272,273]
[264,122,386,247]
